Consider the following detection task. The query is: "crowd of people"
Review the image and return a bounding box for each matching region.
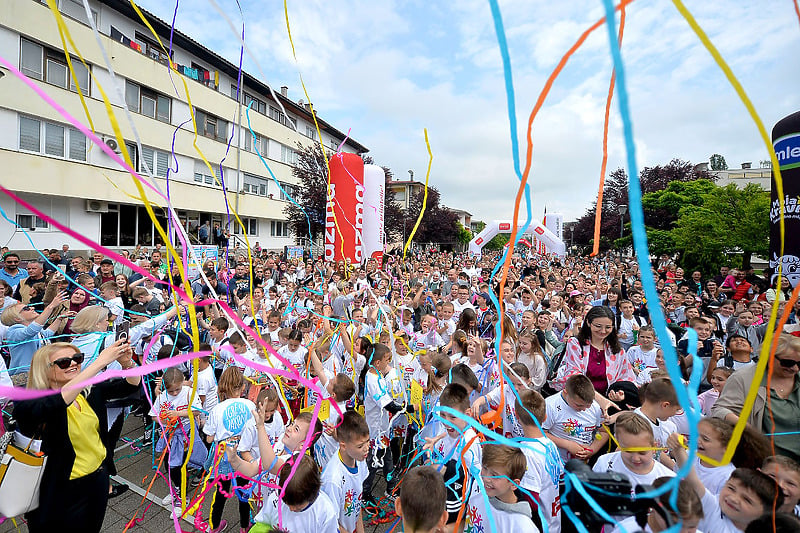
[1,242,800,533]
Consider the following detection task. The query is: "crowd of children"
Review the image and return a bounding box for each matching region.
[4,249,800,533]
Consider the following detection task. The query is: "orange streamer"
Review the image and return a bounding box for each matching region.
[591,5,627,256]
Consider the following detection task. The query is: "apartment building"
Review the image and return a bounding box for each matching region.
[0,0,368,253]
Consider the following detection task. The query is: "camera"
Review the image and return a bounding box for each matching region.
[560,460,674,533]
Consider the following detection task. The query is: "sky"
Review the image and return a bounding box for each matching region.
[134,0,800,224]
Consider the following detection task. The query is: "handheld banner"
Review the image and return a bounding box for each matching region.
[771,111,800,286]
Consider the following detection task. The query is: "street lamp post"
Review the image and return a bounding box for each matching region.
[618,205,628,254]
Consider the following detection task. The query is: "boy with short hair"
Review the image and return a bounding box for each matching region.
[617,299,645,351]
[626,325,658,374]
[321,411,370,533]
[760,455,800,516]
[99,281,125,325]
[516,389,563,533]
[425,383,482,525]
[593,412,675,489]
[463,444,538,532]
[668,433,784,532]
[542,374,608,462]
[436,302,456,345]
[632,377,680,466]
[395,466,448,533]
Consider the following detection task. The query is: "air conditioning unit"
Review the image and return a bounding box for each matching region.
[85,200,109,213]
[103,136,122,153]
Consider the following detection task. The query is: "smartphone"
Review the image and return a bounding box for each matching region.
[115,320,131,343]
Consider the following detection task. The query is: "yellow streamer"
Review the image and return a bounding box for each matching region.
[403,129,433,258]
[671,0,785,467]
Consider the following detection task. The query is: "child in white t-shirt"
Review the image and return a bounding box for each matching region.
[320,411,371,533]
[625,325,658,375]
[631,377,680,467]
[472,362,530,439]
[610,477,704,533]
[149,367,204,518]
[516,389,564,533]
[542,374,607,462]
[254,455,338,532]
[668,432,784,533]
[463,444,538,533]
[593,412,675,491]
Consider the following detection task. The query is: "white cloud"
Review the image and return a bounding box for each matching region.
[133,0,800,225]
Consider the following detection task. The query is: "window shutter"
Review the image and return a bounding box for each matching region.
[19,116,41,151]
[44,122,65,157]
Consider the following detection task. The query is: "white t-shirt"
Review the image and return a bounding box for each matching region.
[277,344,308,372]
[195,365,218,412]
[105,297,125,325]
[203,397,256,442]
[254,490,338,533]
[149,386,202,432]
[695,456,734,496]
[626,345,658,374]
[542,392,603,461]
[486,384,524,438]
[314,400,348,470]
[520,436,563,533]
[592,451,675,492]
[431,427,483,520]
[364,371,393,440]
[633,408,677,456]
[698,488,742,533]
[452,299,475,320]
[320,453,369,533]
[437,318,456,345]
[462,485,539,533]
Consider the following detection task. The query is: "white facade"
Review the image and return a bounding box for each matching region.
[0,0,367,253]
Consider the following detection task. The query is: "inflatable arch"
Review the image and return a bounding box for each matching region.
[469,219,566,257]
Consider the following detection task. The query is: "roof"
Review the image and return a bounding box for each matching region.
[387,180,426,186]
[98,0,369,154]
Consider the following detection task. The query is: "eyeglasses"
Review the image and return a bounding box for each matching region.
[5,260,19,264]
[21,305,36,311]
[775,357,800,370]
[50,353,85,369]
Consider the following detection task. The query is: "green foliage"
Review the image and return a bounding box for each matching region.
[710,153,728,171]
[472,221,509,251]
[456,222,472,245]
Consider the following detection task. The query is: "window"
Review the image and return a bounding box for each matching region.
[230,84,239,100]
[280,144,298,166]
[18,115,86,161]
[134,32,171,64]
[195,109,228,142]
[20,38,89,95]
[125,81,171,122]
[194,162,222,187]
[269,106,296,129]
[305,126,316,140]
[278,182,298,201]
[140,146,170,178]
[235,218,258,235]
[393,188,406,201]
[16,214,49,230]
[244,92,267,115]
[244,130,269,154]
[243,174,269,196]
[270,220,289,237]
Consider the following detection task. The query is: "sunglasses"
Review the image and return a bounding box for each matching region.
[21,305,37,311]
[775,357,800,370]
[51,353,85,369]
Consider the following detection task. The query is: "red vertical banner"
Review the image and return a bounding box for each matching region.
[325,153,365,264]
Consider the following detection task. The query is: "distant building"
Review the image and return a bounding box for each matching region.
[386,179,426,210]
[697,161,772,191]
[445,207,472,229]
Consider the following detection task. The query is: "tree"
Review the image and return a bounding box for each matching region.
[710,153,728,171]
[404,187,462,249]
[672,183,769,272]
[382,166,404,241]
[285,142,328,243]
[571,159,714,252]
